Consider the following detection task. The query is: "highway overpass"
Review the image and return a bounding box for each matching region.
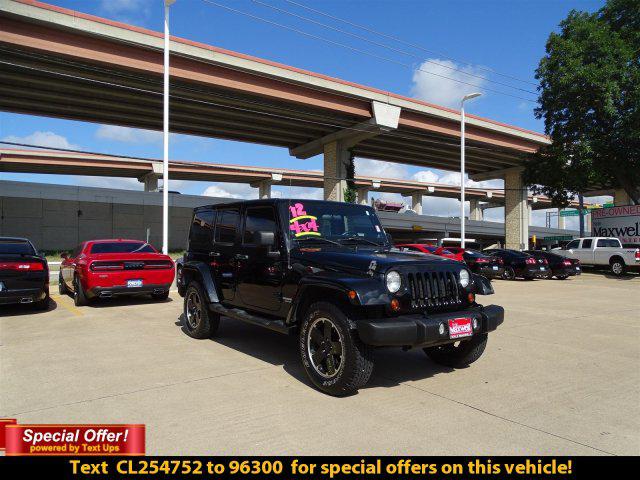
[0,179,577,251]
[0,0,551,248]
[0,148,587,223]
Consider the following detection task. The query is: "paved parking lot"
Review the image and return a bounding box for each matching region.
[1,272,638,456]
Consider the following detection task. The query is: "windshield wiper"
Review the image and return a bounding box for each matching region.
[338,236,383,247]
[294,236,343,247]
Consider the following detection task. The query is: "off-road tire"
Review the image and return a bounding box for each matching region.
[299,301,374,396]
[58,271,68,295]
[556,274,569,280]
[152,291,170,301]
[74,275,89,307]
[610,257,626,276]
[183,281,219,339]
[424,333,488,368]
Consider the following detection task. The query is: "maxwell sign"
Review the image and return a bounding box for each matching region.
[591,205,640,245]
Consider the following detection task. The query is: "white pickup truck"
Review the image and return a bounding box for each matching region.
[554,237,640,276]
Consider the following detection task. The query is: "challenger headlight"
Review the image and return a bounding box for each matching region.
[459,269,470,288]
[386,270,402,293]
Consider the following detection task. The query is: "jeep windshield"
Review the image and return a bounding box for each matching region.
[287,201,388,247]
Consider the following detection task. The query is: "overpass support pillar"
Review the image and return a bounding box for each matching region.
[256,180,272,199]
[139,163,163,192]
[357,187,370,205]
[251,173,282,199]
[504,168,529,250]
[585,211,592,233]
[142,175,158,192]
[323,140,349,202]
[557,209,565,229]
[469,199,482,221]
[406,191,422,215]
[614,188,631,206]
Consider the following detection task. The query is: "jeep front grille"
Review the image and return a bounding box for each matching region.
[407,271,461,310]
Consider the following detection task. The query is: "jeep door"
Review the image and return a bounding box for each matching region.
[236,205,283,312]
[212,207,240,302]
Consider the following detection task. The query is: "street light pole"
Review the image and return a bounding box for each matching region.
[162,0,176,255]
[460,92,482,248]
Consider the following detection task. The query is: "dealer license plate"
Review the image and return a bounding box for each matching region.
[492,266,499,270]
[448,318,473,339]
[540,267,546,271]
[127,279,143,288]
[0,282,4,292]
[576,267,580,271]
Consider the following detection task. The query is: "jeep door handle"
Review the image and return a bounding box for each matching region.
[209,252,221,257]
[235,254,249,260]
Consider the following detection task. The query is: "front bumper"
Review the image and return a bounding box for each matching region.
[356,304,504,348]
[88,283,171,299]
[0,287,48,305]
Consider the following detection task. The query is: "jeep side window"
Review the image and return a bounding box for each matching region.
[243,206,277,245]
[565,240,579,250]
[189,209,215,252]
[215,208,240,244]
[580,239,593,249]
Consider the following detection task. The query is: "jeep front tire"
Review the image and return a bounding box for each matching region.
[424,333,488,368]
[299,301,374,396]
[183,281,219,339]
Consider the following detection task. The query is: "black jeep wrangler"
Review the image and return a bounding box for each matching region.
[178,199,503,396]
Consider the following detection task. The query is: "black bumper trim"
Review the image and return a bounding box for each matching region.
[88,283,171,298]
[356,305,504,347]
[0,288,48,305]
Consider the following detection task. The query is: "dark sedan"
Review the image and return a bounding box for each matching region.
[525,250,581,279]
[485,249,543,280]
[0,237,49,310]
[463,249,505,279]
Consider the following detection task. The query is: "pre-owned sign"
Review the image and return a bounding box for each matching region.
[591,204,640,245]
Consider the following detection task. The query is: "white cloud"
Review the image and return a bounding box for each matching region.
[411,169,439,184]
[95,125,163,144]
[355,158,408,179]
[2,131,79,150]
[272,186,323,200]
[202,183,257,199]
[410,59,487,108]
[99,0,150,21]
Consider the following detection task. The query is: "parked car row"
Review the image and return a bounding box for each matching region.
[397,243,581,281]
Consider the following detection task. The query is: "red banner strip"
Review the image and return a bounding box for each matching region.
[5,424,145,456]
[0,419,18,450]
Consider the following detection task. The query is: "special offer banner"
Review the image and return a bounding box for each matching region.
[4,423,145,456]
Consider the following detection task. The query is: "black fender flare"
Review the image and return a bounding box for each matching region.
[286,274,390,324]
[181,261,220,304]
[472,273,494,295]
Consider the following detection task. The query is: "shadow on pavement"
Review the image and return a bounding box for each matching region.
[0,297,58,317]
[176,312,454,394]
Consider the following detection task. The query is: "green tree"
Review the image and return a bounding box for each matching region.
[524,0,640,205]
[343,150,357,203]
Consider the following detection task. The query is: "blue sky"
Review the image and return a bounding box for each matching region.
[0,0,606,227]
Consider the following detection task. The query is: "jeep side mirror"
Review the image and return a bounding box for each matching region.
[254,231,275,247]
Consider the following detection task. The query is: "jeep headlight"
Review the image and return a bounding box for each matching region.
[459,269,470,288]
[386,270,402,293]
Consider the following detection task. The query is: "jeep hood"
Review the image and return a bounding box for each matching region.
[290,247,455,274]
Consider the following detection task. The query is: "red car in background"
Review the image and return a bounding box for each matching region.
[59,239,175,306]
[395,244,463,262]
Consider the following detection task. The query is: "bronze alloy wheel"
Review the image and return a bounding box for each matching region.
[307,317,345,379]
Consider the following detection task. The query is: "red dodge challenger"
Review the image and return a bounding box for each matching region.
[59,239,175,306]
